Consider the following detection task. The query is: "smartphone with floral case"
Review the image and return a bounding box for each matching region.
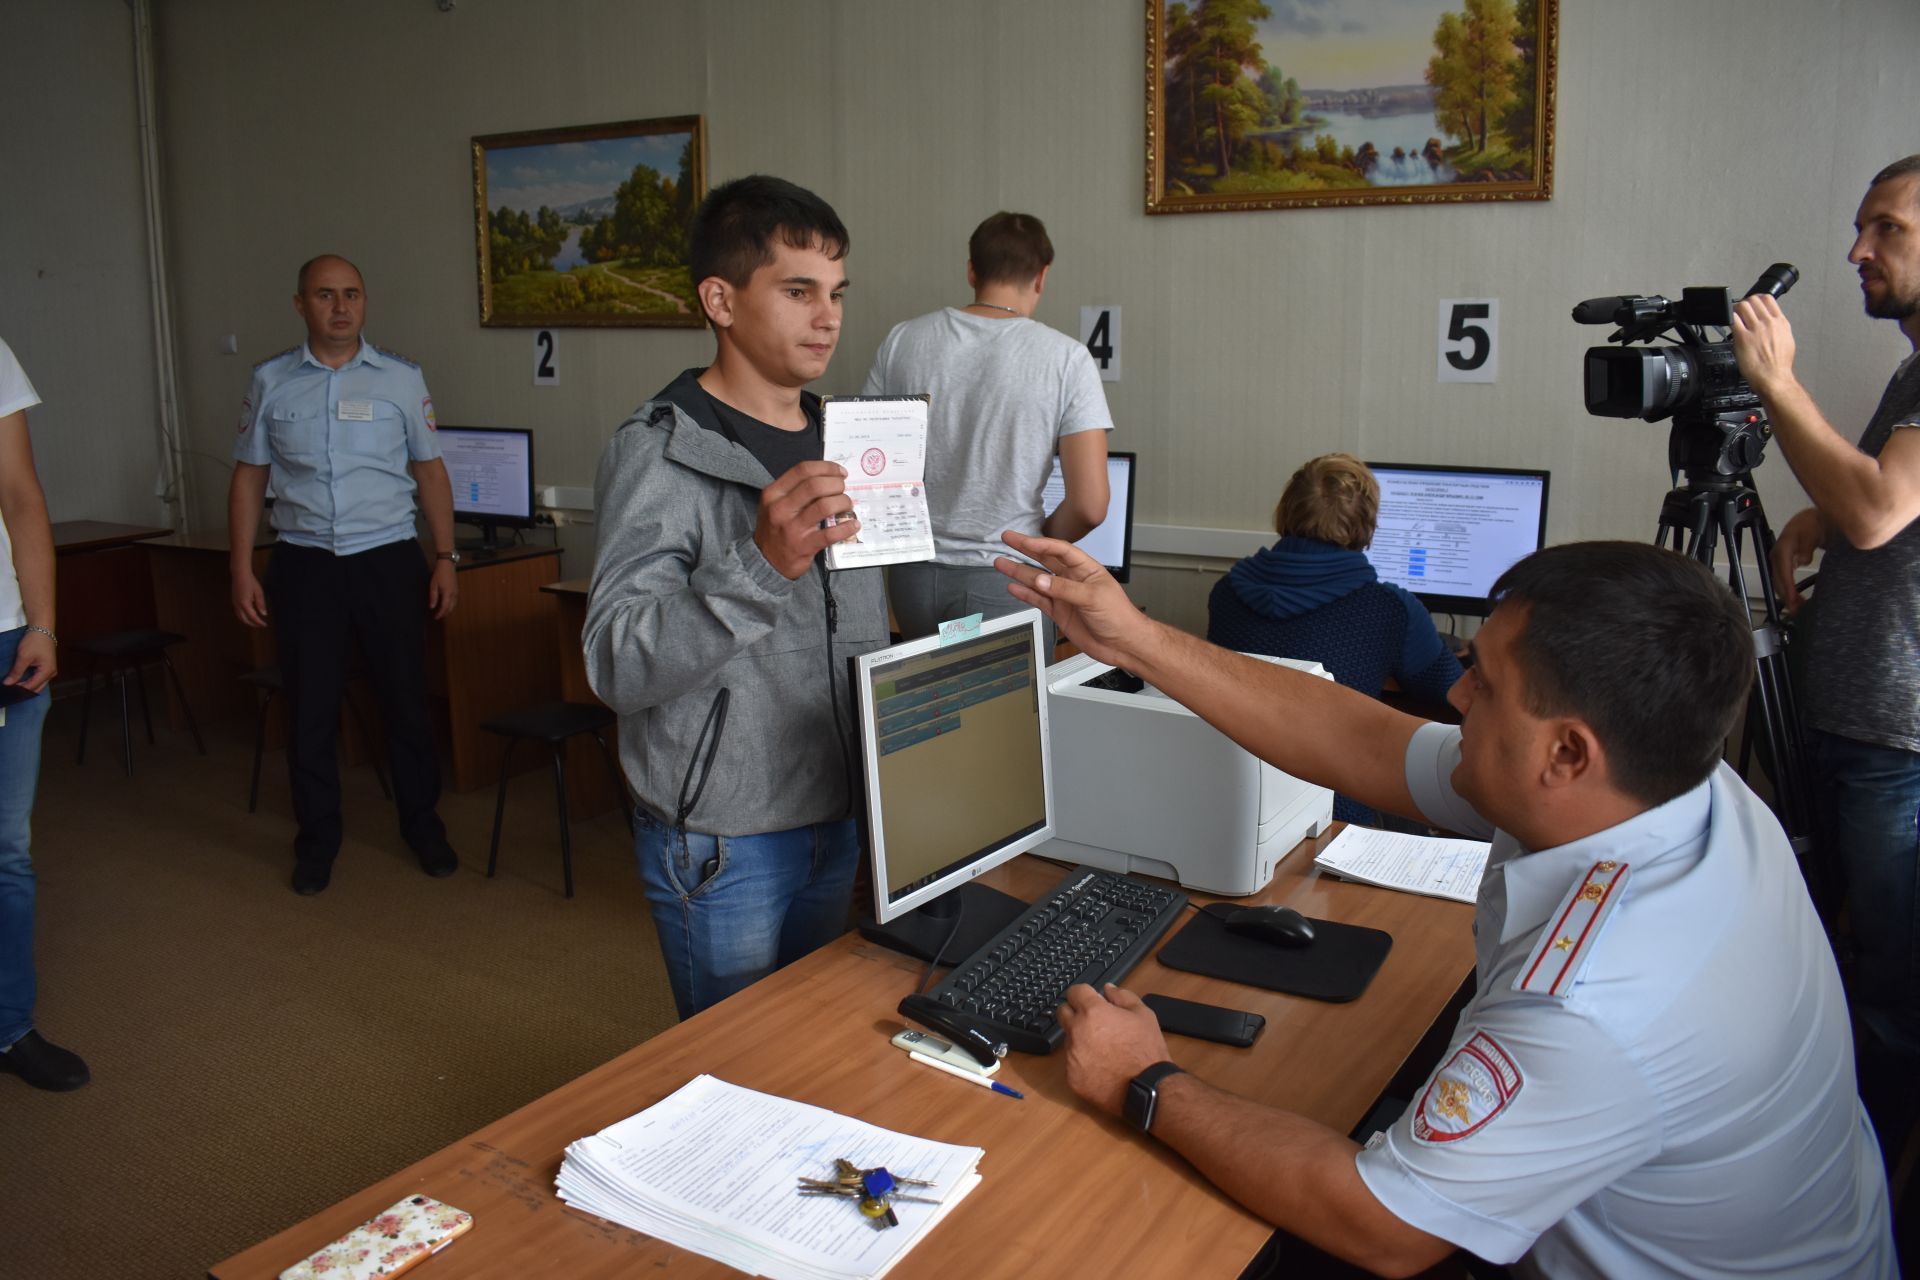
[279,1194,473,1280]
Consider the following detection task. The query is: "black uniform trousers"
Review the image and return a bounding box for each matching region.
[266,539,446,867]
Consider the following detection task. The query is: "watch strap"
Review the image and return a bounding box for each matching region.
[1125,1060,1186,1134]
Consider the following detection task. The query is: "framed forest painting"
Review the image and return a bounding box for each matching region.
[474,116,706,326]
[1147,0,1556,213]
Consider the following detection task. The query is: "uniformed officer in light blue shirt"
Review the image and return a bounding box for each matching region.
[992,536,1896,1279]
[228,254,461,896]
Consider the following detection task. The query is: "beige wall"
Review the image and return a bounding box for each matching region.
[12,0,1920,633]
[0,0,165,528]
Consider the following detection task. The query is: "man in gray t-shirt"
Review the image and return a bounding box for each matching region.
[1732,154,1920,1153]
[862,212,1111,641]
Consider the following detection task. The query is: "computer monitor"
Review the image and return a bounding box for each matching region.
[1362,462,1551,615]
[438,425,536,555]
[853,609,1055,961]
[1041,450,1136,582]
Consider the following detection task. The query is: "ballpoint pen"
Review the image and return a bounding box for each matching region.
[909,1050,1024,1098]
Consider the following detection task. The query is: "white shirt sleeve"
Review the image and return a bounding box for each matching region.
[1404,721,1495,840]
[1355,1005,1662,1264]
[0,339,42,419]
[1056,342,1112,437]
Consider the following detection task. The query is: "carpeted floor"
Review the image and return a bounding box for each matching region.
[1,694,675,1279]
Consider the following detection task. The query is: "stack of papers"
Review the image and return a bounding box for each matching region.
[1312,825,1491,904]
[556,1075,983,1280]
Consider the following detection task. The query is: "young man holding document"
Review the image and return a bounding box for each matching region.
[585,176,889,1020]
[995,534,1895,1277]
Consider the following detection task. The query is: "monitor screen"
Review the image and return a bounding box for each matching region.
[438,426,535,525]
[856,610,1054,925]
[1362,463,1550,615]
[1041,450,1135,582]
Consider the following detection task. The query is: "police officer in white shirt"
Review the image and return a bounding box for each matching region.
[994,535,1896,1278]
[228,255,460,896]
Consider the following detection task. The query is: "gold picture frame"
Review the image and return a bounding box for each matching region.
[1146,0,1556,214]
[473,115,706,327]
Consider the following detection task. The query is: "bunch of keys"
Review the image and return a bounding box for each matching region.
[797,1158,939,1229]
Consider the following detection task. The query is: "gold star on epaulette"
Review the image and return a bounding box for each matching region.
[1554,935,1575,951]
[1579,883,1606,902]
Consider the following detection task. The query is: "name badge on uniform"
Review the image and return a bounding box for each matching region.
[336,399,375,421]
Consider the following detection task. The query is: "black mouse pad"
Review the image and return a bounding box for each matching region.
[1155,903,1392,1003]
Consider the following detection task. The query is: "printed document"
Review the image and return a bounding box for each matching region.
[1312,825,1490,904]
[821,396,934,571]
[556,1074,982,1280]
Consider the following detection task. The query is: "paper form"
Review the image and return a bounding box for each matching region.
[821,397,935,571]
[1311,825,1490,904]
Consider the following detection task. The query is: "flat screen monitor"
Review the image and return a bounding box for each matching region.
[1362,463,1551,615]
[438,425,535,554]
[854,610,1054,960]
[1041,450,1135,582]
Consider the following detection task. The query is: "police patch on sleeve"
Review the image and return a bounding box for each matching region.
[1412,1031,1523,1144]
[237,396,254,434]
[422,396,436,430]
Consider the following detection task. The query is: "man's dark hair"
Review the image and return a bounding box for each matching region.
[969,212,1054,286]
[1489,541,1752,807]
[688,175,848,292]
[296,254,363,293]
[1869,154,1920,192]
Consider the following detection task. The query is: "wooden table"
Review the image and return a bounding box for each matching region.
[52,520,172,644]
[145,534,565,791]
[209,838,1476,1279]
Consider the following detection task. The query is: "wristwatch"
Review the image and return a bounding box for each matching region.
[435,550,461,564]
[1123,1061,1186,1134]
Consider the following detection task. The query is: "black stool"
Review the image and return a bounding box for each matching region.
[239,666,393,812]
[481,700,629,898]
[72,629,206,776]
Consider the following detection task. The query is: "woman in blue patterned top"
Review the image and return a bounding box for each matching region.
[1208,453,1461,825]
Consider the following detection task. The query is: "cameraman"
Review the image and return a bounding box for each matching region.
[1731,154,1920,1154]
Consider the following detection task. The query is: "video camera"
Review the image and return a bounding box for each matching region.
[1575,264,1798,479]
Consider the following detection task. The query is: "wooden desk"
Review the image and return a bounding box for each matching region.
[146,534,564,791]
[210,840,1475,1279]
[52,520,171,643]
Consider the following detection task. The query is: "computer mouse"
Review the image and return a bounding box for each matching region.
[1222,905,1316,948]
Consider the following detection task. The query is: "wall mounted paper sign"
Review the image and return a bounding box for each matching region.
[533,330,559,385]
[1438,298,1498,383]
[1080,305,1121,382]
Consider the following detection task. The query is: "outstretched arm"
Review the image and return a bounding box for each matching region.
[997,531,1424,821]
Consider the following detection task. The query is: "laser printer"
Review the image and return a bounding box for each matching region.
[1040,652,1335,896]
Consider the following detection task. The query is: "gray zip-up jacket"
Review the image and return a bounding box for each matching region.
[584,371,889,835]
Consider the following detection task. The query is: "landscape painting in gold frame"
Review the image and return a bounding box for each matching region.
[1147,0,1555,213]
[474,115,706,327]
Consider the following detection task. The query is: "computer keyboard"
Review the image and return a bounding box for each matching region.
[924,865,1187,1055]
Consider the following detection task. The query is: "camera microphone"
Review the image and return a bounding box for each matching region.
[1742,263,1799,301]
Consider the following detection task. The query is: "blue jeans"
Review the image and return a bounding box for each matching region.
[634,811,859,1019]
[0,626,50,1047]
[1807,728,1920,1064]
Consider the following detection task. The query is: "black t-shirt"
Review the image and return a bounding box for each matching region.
[704,389,822,483]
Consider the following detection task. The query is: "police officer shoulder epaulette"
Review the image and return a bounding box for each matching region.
[373,344,421,369]
[253,344,300,370]
[1512,860,1632,998]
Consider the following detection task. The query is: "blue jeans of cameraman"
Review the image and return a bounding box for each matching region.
[0,625,51,1048]
[634,810,859,1020]
[1806,727,1920,1155]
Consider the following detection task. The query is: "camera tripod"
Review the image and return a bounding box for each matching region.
[1654,470,1815,866]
